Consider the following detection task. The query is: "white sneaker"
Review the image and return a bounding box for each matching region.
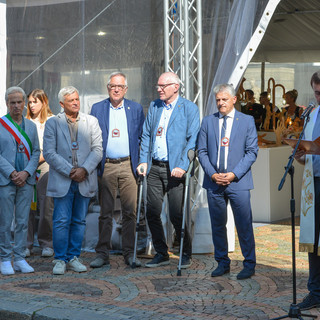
[52,260,66,275]
[1,261,15,275]
[13,259,34,273]
[67,256,87,273]
[42,247,54,257]
[24,248,31,257]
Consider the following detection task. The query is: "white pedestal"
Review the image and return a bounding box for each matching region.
[251,145,304,222]
[192,204,235,254]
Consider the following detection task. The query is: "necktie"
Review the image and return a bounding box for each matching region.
[219,116,227,173]
[162,101,172,110]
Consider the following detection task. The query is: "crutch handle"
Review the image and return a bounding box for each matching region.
[187,149,195,162]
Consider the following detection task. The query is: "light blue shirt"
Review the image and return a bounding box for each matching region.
[106,103,130,159]
[153,96,179,161]
[217,108,235,171]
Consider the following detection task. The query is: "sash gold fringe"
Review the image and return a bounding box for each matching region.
[299,243,314,253]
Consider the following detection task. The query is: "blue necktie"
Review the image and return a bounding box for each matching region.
[162,101,172,110]
[219,116,227,173]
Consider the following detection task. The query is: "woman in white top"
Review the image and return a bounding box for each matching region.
[26,89,54,258]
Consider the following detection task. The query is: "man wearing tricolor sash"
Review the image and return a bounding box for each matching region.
[0,87,40,275]
[295,71,320,311]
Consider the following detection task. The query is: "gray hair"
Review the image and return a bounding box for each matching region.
[160,72,180,85]
[213,84,235,97]
[58,86,79,103]
[5,86,26,102]
[107,72,128,86]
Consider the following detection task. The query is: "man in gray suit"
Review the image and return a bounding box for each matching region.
[43,86,102,275]
[0,87,40,275]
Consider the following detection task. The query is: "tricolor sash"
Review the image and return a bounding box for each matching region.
[299,106,320,254]
[31,169,41,210]
[0,114,32,160]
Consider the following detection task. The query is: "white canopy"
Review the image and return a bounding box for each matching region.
[1,0,320,116]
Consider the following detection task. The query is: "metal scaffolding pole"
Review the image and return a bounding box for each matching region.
[163,0,204,244]
[163,0,203,115]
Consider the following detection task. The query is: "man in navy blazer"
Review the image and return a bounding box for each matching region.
[90,72,145,268]
[137,72,200,268]
[198,83,258,280]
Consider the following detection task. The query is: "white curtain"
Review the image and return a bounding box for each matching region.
[204,0,281,116]
[0,0,6,116]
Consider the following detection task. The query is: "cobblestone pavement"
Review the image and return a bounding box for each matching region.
[0,223,319,320]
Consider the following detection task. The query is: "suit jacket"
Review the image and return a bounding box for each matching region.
[43,111,103,198]
[198,110,258,191]
[0,116,40,186]
[139,96,200,173]
[90,98,145,177]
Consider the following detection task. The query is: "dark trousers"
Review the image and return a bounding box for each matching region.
[308,177,320,298]
[207,187,256,270]
[146,163,192,257]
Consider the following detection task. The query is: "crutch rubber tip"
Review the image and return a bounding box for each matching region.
[177,270,182,276]
[131,263,136,269]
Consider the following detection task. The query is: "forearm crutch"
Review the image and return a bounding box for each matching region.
[177,149,195,276]
[131,170,144,269]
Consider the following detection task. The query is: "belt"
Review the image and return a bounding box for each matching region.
[105,156,130,164]
[152,159,169,167]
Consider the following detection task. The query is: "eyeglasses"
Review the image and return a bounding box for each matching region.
[108,84,127,91]
[155,83,176,90]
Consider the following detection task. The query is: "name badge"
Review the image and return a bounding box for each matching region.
[17,143,25,153]
[156,127,163,136]
[221,137,229,147]
[112,128,120,137]
[72,142,79,150]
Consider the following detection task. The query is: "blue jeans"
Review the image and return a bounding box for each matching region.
[53,181,90,262]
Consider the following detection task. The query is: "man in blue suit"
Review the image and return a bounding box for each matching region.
[137,72,200,268]
[90,72,145,268]
[198,83,258,280]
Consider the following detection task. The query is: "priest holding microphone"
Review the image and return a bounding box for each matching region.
[294,71,320,311]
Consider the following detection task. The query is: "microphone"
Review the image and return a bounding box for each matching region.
[300,103,315,119]
[140,167,144,174]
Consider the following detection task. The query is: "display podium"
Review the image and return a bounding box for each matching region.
[251,145,304,222]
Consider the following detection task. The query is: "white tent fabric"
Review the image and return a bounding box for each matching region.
[228,0,281,89]
[205,0,280,116]
[8,0,82,6]
[0,1,6,116]
[253,0,320,63]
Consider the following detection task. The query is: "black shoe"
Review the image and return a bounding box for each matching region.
[211,265,230,277]
[178,254,192,269]
[145,253,170,268]
[297,294,320,311]
[236,267,255,280]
